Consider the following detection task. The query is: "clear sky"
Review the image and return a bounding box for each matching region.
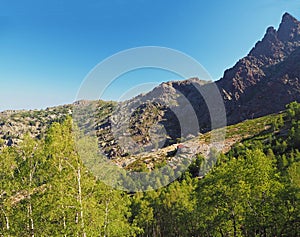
[0,0,299,111]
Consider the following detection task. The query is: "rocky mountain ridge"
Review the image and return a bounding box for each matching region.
[218,12,300,124]
[1,13,300,164]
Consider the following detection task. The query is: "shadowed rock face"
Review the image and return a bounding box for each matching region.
[130,13,300,134]
[216,12,300,125]
[100,13,300,159]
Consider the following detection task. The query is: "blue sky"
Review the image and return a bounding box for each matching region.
[0,0,299,111]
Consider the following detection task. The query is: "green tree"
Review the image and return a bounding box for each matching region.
[0,147,17,236]
[195,149,285,236]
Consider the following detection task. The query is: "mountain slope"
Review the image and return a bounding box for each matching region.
[218,13,300,124]
[1,13,300,162]
[98,12,300,159]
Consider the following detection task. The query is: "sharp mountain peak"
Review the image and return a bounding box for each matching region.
[281,12,299,24]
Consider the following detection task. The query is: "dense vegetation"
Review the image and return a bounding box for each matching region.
[1,103,300,236]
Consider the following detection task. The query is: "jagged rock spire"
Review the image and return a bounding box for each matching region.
[277,12,300,41]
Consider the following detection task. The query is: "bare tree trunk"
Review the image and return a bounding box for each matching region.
[65,156,86,237]
[62,205,67,237]
[77,163,86,237]
[1,207,10,236]
[5,214,9,232]
[103,200,109,237]
[26,201,34,237]
[29,201,34,237]
[103,193,112,237]
[28,163,35,237]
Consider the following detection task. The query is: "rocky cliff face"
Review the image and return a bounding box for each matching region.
[121,13,300,136]
[217,12,300,124]
[114,12,300,150]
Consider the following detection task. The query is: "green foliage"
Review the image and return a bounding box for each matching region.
[195,149,285,236]
[1,102,300,236]
[131,102,300,237]
[287,101,300,121]
[0,117,138,236]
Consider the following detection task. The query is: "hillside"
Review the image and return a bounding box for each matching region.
[1,13,300,165]
[123,112,280,171]
[0,102,299,236]
[75,12,300,161]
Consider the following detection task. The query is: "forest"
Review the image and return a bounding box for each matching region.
[0,102,300,236]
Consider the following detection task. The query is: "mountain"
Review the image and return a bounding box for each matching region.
[127,12,300,130]
[218,12,300,123]
[1,13,300,162]
[2,13,300,237]
[91,12,300,159]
